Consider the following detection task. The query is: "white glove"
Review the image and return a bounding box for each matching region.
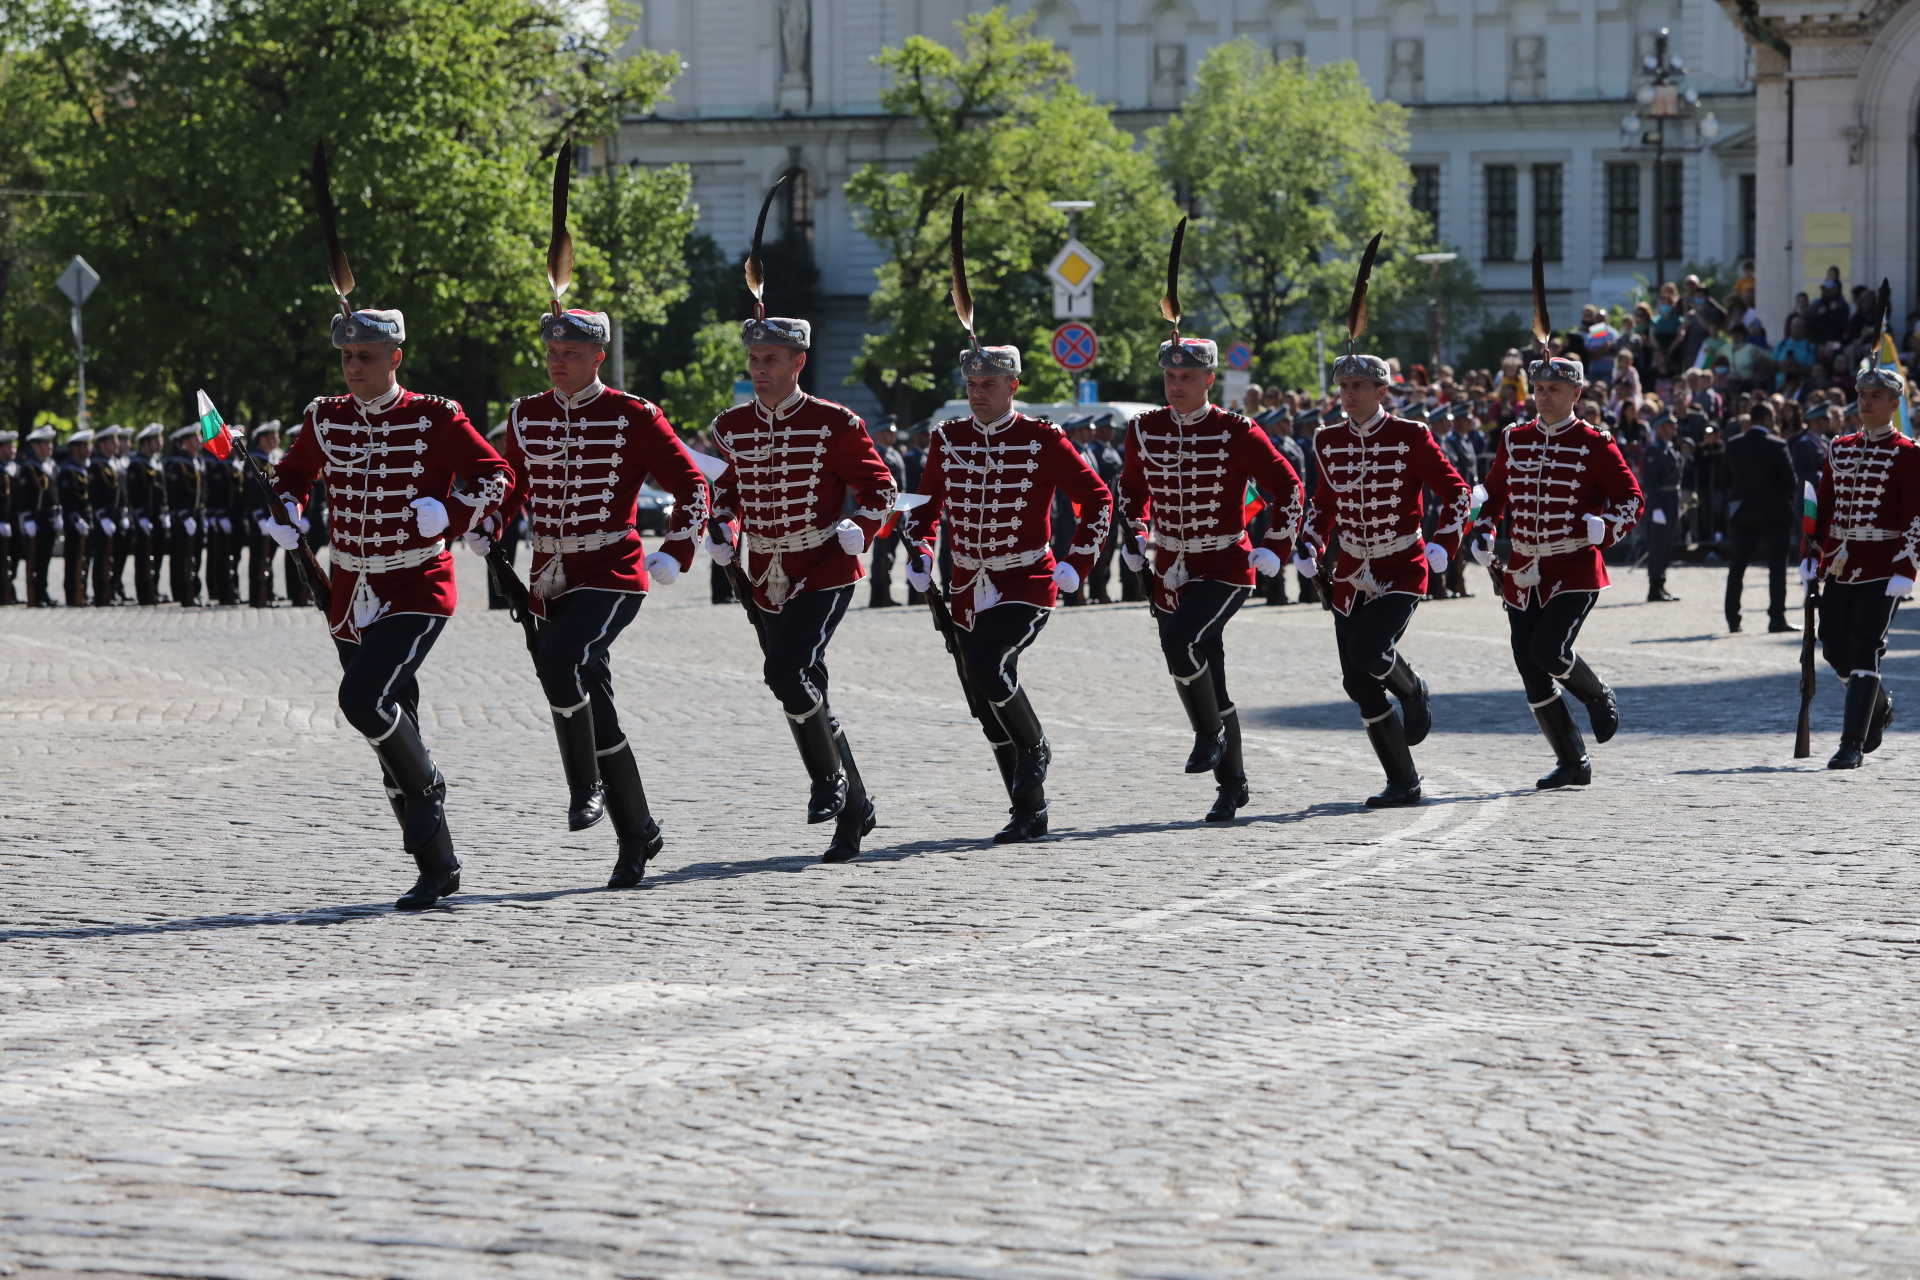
[260,510,300,550]
[1800,558,1820,585]
[1249,547,1281,578]
[906,558,933,592]
[1470,536,1493,567]
[410,496,449,538]
[1052,562,1081,593]
[644,550,680,585]
[1121,540,1145,573]
[462,529,491,555]
[1584,513,1607,545]
[73,517,89,535]
[138,518,151,534]
[1425,543,1448,573]
[1650,508,1667,525]
[1291,549,1318,578]
[21,519,35,537]
[100,517,116,536]
[703,529,734,566]
[1889,574,1914,599]
[183,517,196,536]
[835,518,865,555]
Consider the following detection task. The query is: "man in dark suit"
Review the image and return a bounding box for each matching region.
[1723,401,1800,633]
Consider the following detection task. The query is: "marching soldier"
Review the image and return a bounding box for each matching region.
[88,425,128,605]
[244,421,282,607]
[707,314,898,861]
[1470,353,1642,788]
[1805,359,1920,769]
[477,306,709,889]
[164,424,205,607]
[1119,329,1302,823]
[127,424,166,604]
[0,430,15,606]
[57,428,94,607]
[20,425,57,606]
[1641,410,1685,602]
[263,304,512,909]
[903,342,1113,843]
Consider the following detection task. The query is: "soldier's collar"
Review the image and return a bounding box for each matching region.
[1540,414,1578,435]
[353,383,404,414]
[555,379,606,410]
[1864,421,1898,442]
[754,387,806,423]
[976,408,1017,434]
[1354,407,1387,436]
[1169,402,1212,427]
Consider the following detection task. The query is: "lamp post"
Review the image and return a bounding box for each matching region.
[1414,251,1457,373]
[1621,27,1720,290]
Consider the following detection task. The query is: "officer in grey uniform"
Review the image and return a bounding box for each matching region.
[1641,409,1685,602]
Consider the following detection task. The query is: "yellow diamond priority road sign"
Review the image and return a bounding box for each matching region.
[1046,239,1105,294]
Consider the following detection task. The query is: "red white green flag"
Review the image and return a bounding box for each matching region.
[1803,481,1818,538]
[195,389,234,460]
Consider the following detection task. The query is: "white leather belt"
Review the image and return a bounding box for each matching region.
[1154,532,1243,554]
[331,540,445,574]
[1509,536,1591,558]
[1833,526,1901,542]
[746,525,835,555]
[1341,531,1420,558]
[953,545,1048,572]
[530,527,632,554]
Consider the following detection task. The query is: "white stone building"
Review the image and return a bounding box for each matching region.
[1713,1,1920,346]
[621,1,1758,410]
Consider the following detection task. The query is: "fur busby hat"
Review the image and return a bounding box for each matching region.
[1158,337,1217,370]
[959,345,1022,377]
[1528,355,1587,386]
[1856,360,1906,394]
[330,308,405,348]
[540,308,611,345]
[742,317,811,350]
[1331,352,1391,384]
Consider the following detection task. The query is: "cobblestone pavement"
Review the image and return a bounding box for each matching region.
[4,555,1920,1280]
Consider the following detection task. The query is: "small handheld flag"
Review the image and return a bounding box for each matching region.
[1803,481,1818,539]
[194,389,234,460]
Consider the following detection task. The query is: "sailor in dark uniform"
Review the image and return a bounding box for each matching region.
[164,423,206,607]
[127,424,166,604]
[56,428,95,607]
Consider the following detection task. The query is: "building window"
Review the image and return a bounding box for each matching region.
[1389,39,1424,103]
[1606,162,1640,260]
[1510,36,1545,100]
[1411,165,1440,229]
[1485,165,1517,262]
[1532,163,1563,262]
[1151,43,1186,107]
[1655,159,1683,264]
[782,165,814,249]
[1273,40,1304,64]
[1740,173,1756,261]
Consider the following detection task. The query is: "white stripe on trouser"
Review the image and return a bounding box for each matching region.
[565,597,626,712]
[366,617,442,743]
[1175,586,1245,682]
[985,608,1049,708]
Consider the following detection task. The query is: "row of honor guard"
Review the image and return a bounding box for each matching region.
[0,419,327,608]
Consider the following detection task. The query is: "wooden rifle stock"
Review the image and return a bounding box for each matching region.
[710,518,769,654]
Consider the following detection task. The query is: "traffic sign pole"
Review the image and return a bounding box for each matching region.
[57,256,100,433]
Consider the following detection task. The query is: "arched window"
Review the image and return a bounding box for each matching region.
[782,165,814,249]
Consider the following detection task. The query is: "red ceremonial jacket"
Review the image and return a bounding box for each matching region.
[708,391,897,614]
[1814,427,1920,584]
[1473,415,1643,608]
[1303,409,1470,616]
[1120,404,1303,612]
[494,382,709,618]
[274,385,512,641]
[904,411,1114,630]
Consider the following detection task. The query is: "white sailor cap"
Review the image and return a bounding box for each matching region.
[330,307,406,347]
[169,423,201,441]
[66,428,95,445]
[135,423,164,442]
[742,316,811,350]
[251,420,282,439]
[0,430,16,444]
[25,425,56,442]
[540,308,611,345]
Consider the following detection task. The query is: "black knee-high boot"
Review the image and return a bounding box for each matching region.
[1531,696,1591,789]
[823,730,877,862]
[551,703,605,831]
[371,715,460,910]
[1830,674,1879,770]
[787,701,847,823]
[600,739,661,888]
[989,687,1051,796]
[1173,665,1226,773]
[1206,706,1248,822]
[1559,655,1618,743]
[1381,654,1431,746]
[985,720,1047,844]
[1362,711,1422,808]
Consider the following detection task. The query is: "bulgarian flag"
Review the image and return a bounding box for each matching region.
[1242,480,1266,524]
[1803,481,1818,539]
[194,388,234,459]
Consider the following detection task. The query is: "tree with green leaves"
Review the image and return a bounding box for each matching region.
[11,0,685,430]
[848,8,1181,420]
[1153,41,1435,380]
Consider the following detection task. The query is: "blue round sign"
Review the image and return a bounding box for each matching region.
[1225,341,1254,371]
[1052,322,1099,372]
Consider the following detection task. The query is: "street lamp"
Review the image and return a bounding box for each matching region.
[1047,199,1095,240]
[1414,251,1457,372]
[1620,27,1717,288]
